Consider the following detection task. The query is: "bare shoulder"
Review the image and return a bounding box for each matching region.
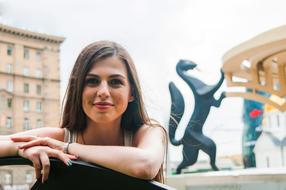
[10,127,65,141]
[133,122,167,146]
[135,124,166,136]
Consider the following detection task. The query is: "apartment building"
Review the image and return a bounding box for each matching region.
[0,24,64,188]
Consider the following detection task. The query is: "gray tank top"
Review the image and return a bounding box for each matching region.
[63,128,133,146]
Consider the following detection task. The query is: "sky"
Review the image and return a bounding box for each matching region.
[0,0,285,162]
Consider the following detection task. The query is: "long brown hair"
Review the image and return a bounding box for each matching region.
[61,41,149,132]
[60,41,165,182]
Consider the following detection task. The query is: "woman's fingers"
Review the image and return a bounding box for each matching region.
[10,135,37,142]
[66,153,77,160]
[19,145,76,183]
[19,137,55,149]
[59,152,73,166]
[31,157,42,179]
[18,139,46,149]
[48,149,72,166]
[19,138,61,150]
[40,152,50,183]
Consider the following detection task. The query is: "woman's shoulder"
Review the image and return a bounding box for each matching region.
[133,121,166,145]
[138,120,166,134]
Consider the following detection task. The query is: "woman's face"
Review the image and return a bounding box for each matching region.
[82,56,134,125]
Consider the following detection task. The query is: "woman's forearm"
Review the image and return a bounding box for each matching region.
[68,143,160,180]
[0,140,19,157]
[0,135,11,141]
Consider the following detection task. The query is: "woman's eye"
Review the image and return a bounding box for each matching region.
[85,78,100,86]
[109,79,123,86]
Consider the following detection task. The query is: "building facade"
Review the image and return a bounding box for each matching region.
[254,111,286,168]
[0,24,64,188]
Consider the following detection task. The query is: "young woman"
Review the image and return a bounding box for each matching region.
[0,41,166,183]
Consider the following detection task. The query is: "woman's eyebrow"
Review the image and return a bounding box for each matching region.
[86,73,127,79]
[109,74,127,79]
[86,73,98,77]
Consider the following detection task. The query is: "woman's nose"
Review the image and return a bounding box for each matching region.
[97,82,110,99]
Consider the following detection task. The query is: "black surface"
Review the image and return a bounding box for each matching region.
[0,157,175,190]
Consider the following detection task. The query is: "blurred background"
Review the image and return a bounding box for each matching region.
[0,0,286,189]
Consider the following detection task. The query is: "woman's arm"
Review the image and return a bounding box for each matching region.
[0,140,21,157]
[0,127,64,156]
[15,125,166,180]
[2,128,75,183]
[9,127,64,140]
[68,125,166,180]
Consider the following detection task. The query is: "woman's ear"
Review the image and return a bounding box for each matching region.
[129,87,135,102]
[128,96,135,102]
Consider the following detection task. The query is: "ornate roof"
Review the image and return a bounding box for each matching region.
[0,23,65,44]
[222,25,286,111]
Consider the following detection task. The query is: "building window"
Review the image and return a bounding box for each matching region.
[23,100,29,112]
[24,47,29,59]
[7,45,13,56]
[268,115,272,128]
[35,69,42,78]
[23,117,29,130]
[6,64,13,73]
[0,96,3,110]
[4,172,12,185]
[6,117,12,128]
[7,98,12,108]
[36,119,43,128]
[6,80,13,92]
[23,67,29,76]
[36,85,42,95]
[26,171,33,183]
[266,156,270,168]
[24,83,29,93]
[36,50,41,62]
[36,101,42,112]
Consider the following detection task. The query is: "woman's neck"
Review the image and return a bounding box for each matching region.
[81,119,124,146]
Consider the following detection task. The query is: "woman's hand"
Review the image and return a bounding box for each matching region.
[18,145,76,183]
[11,136,77,183]
[11,136,67,152]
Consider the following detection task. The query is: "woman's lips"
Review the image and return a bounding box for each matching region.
[93,102,114,109]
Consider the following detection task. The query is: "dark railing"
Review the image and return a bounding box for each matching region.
[0,157,175,190]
